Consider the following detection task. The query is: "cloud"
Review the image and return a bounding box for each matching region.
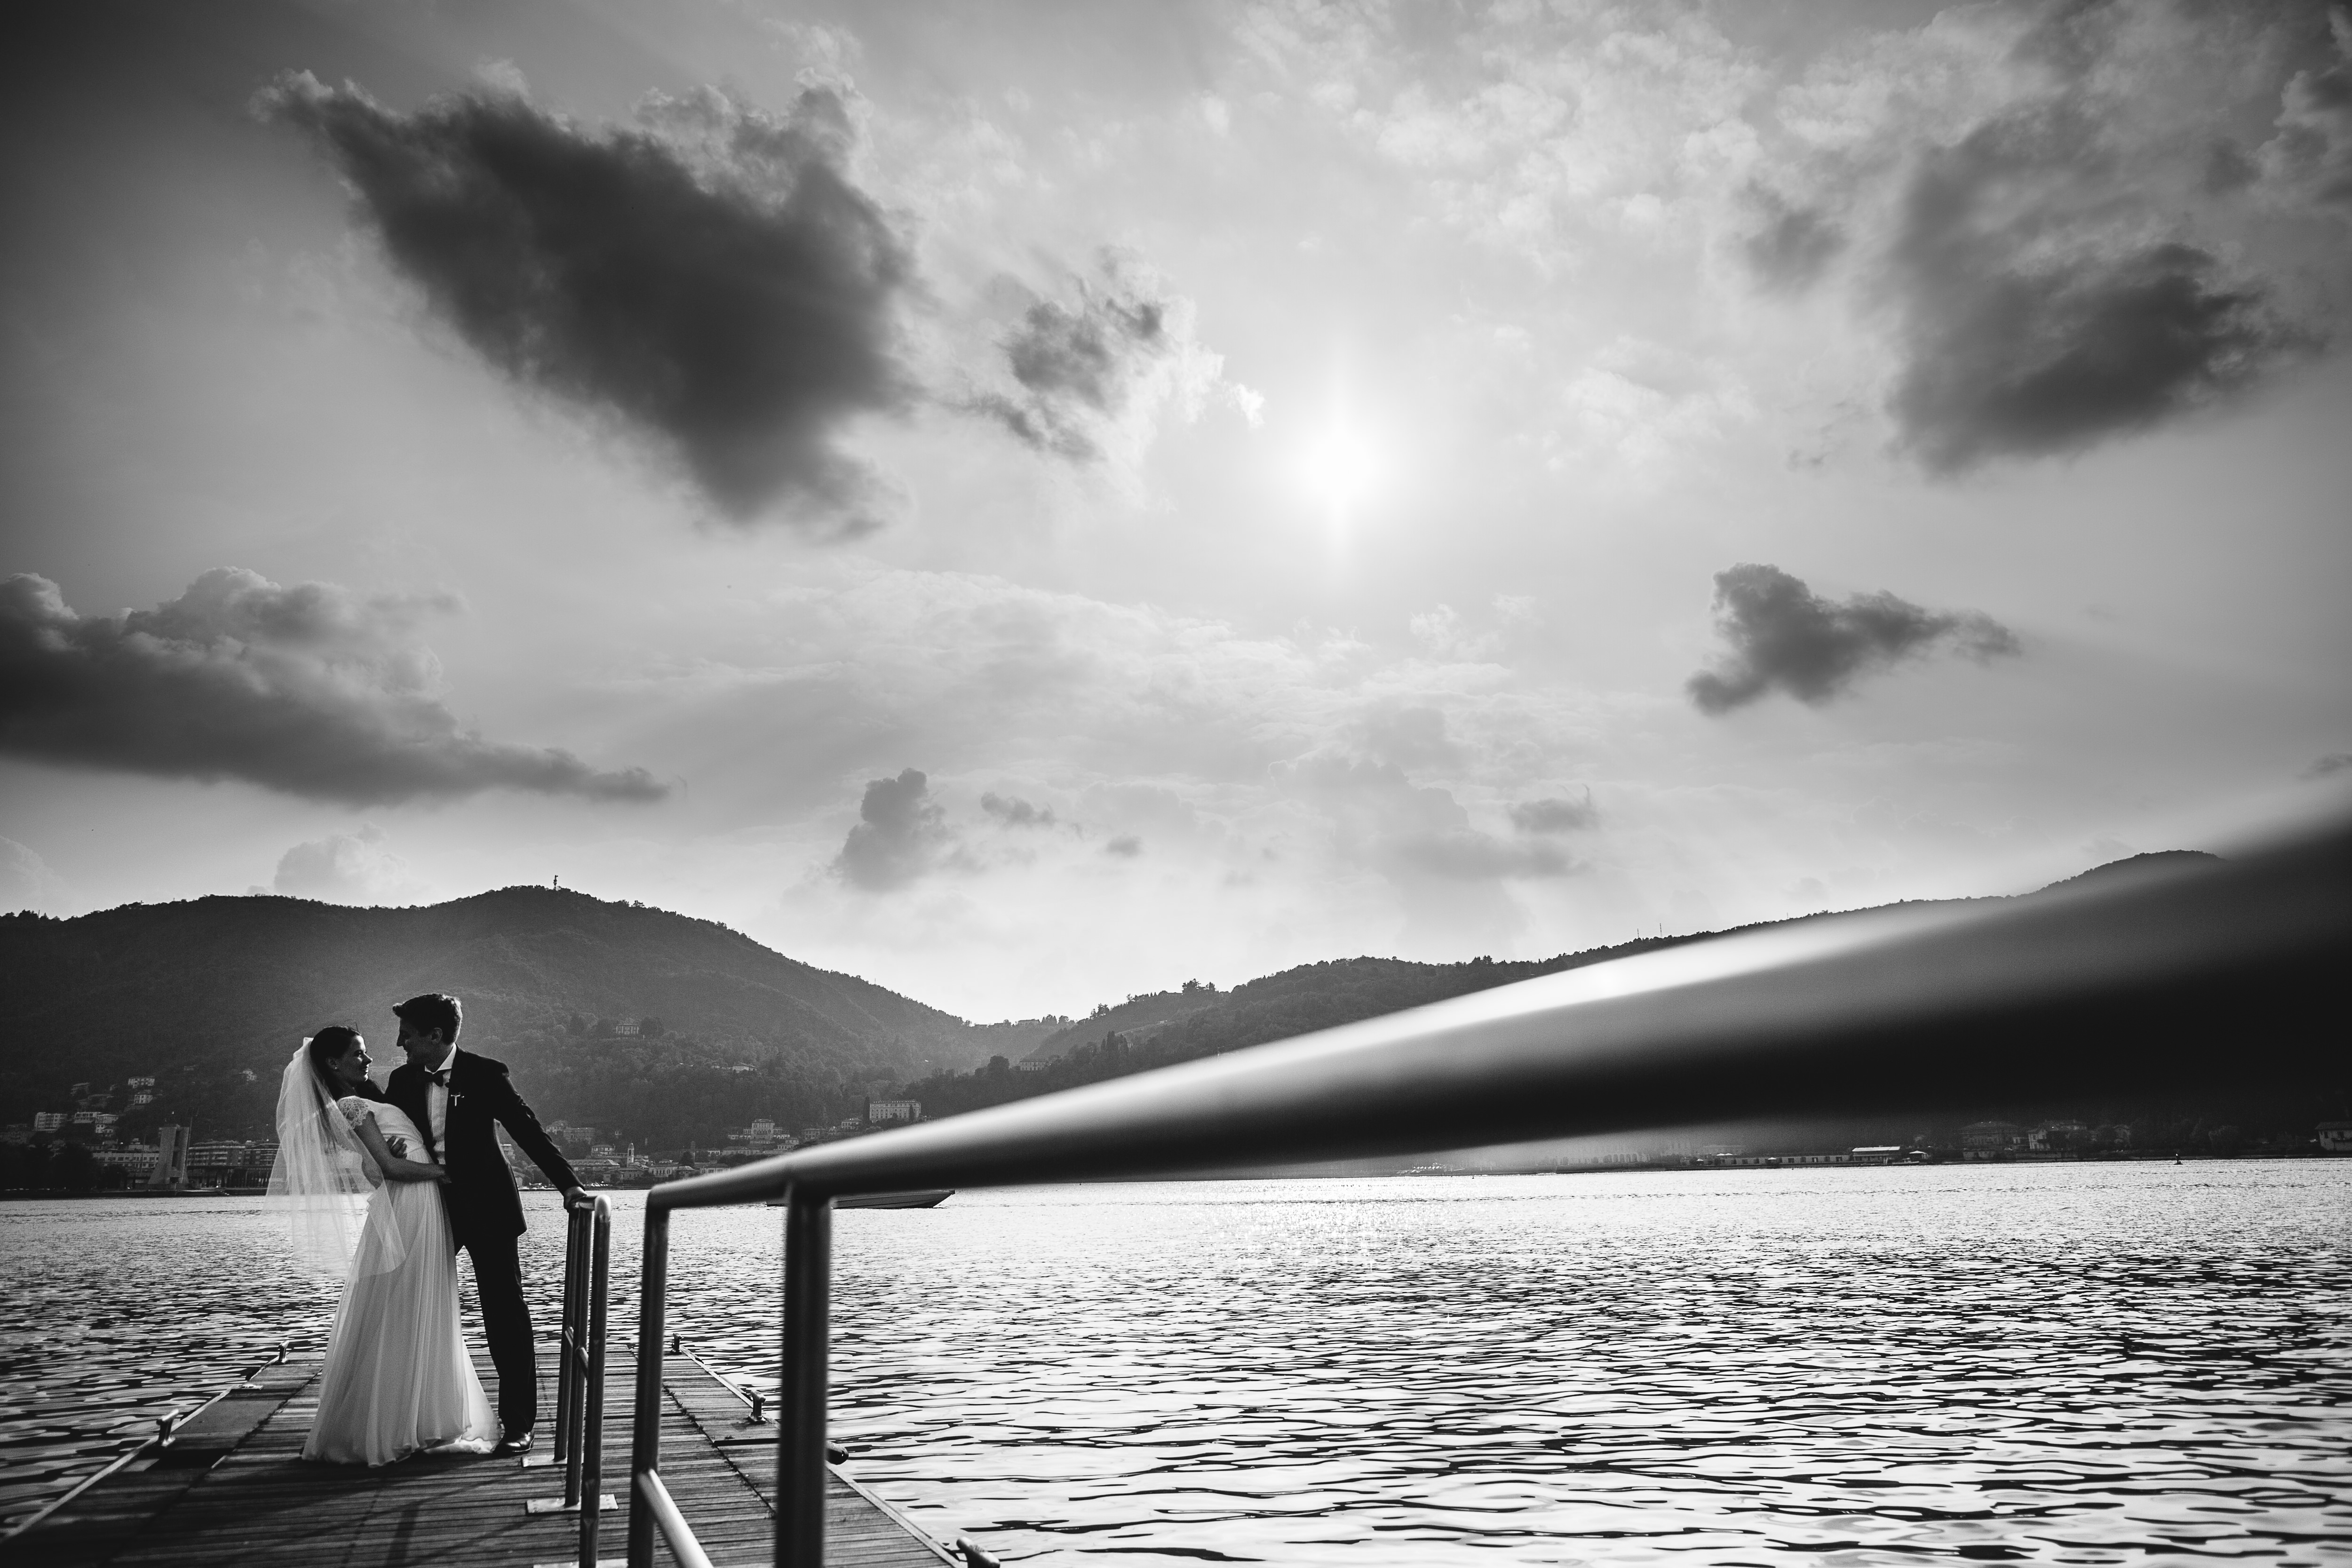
[272,824,425,904]
[1886,105,2304,472]
[1741,185,1845,294]
[966,253,1254,472]
[1393,830,1575,880]
[1510,794,1598,833]
[980,791,1057,828]
[0,569,666,804]
[0,836,69,915]
[1354,704,1456,771]
[1686,563,2019,714]
[2304,752,2352,779]
[1291,753,1577,883]
[257,73,915,528]
[2257,10,2352,211]
[833,767,952,891]
[1407,604,1502,662]
[1103,834,1142,858]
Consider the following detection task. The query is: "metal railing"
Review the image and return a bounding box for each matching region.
[626,809,2351,1568]
[532,1192,612,1567]
[5,1341,292,1541]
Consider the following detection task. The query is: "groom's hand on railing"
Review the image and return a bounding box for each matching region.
[562,1185,587,1209]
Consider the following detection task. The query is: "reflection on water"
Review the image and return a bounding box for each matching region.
[5,1162,2349,1565]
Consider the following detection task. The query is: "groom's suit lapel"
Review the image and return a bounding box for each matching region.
[389,1063,429,1145]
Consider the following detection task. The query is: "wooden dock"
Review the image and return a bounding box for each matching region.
[16,1347,962,1568]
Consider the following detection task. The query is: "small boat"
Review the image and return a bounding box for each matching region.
[839,1189,953,1209]
[765,1188,955,1209]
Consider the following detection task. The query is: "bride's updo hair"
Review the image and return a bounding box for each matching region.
[306,1026,365,1095]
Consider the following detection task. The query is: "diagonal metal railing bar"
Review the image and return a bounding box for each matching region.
[623,807,2350,1568]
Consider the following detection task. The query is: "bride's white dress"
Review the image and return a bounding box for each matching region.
[303,1097,498,1465]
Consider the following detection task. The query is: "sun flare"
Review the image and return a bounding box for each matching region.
[1300,428,1377,515]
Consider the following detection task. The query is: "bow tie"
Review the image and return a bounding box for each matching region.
[426,1068,452,1086]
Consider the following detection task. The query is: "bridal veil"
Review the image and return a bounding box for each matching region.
[266,1042,404,1279]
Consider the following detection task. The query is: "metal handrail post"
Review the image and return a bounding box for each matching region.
[554,1200,587,1503]
[778,1186,831,1568]
[625,1202,672,1568]
[578,1196,613,1568]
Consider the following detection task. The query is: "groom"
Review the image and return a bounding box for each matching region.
[387,992,582,1457]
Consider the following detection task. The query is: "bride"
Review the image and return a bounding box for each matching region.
[268,1026,498,1465]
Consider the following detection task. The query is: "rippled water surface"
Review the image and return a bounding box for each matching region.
[5,1162,2349,1564]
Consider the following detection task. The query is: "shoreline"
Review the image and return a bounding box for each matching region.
[4,1146,2344,1201]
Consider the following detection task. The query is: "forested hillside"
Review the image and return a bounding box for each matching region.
[0,886,987,1142]
[8,849,2300,1156]
[901,850,2332,1146]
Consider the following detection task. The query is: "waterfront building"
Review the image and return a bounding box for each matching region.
[2319,1122,2352,1154]
[1850,1145,1905,1164]
[2027,1120,2090,1154]
[728,1117,799,1154]
[1718,1152,1854,1167]
[2,1123,29,1144]
[866,1098,922,1125]
[148,1125,189,1190]
[1961,1121,2024,1160]
[95,1145,159,1176]
[34,1111,65,1132]
[186,1140,277,1185]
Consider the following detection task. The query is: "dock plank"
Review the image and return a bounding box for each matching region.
[17,1347,956,1568]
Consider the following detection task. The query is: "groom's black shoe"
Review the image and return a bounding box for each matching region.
[496,1429,535,1457]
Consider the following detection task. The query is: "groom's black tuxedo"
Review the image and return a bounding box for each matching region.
[386,1049,578,1435]
[386,1049,578,1243]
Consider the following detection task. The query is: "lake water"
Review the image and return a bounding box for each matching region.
[4,1162,2349,1564]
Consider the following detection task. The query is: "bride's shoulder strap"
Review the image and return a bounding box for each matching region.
[334,1095,375,1127]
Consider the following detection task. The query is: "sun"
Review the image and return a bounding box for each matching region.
[1299,427,1378,516]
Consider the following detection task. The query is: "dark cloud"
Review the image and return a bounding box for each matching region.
[833,768,950,891]
[258,74,914,527]
[1887,106,2304,472]
[1103,834,1142,858]
[2257,12,2352,209]
[1741,186,1844,294]
[980,791,1057,828]
[2304,752,2352,779]
[1509,794,1598,834]
[1686,564,2019,715]
[969,257,1184,459]
[0,570,666,804]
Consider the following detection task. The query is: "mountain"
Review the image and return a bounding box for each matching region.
[7,848,2290,1154]
[909,849,2328,1142]
[0,886,984,1142]
[1013,851,2238,1072]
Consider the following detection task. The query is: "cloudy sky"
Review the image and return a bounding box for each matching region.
[4,0,2347,1022]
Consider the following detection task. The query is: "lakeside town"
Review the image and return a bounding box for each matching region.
[7,1072,2347,1195]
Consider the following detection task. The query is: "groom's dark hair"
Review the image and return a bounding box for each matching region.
[393,992,462,1043]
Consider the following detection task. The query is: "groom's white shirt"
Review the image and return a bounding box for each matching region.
[426,1042,458,1146]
